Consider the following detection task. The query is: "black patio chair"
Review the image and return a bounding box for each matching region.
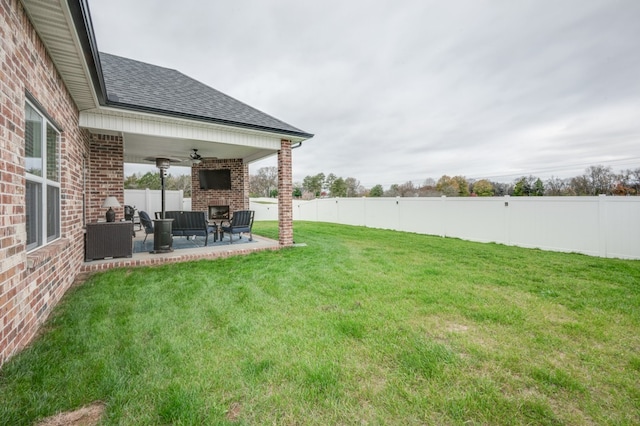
[220,210,254,243]
[124,205,136,222]
[138,210,154,243]
[124,205,137,235]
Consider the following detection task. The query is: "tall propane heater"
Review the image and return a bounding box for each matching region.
[145,157,181,253]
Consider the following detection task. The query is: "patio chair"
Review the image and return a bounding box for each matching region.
[138,210,154,243]
[124,205,138,235]
[124,205,136,222]
[220,210,254,243]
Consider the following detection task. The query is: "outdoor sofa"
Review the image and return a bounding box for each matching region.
[155,211,216,245]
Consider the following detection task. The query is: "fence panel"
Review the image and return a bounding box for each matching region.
[124,189,185,215]
[603,197,640,259]
[251,196,640,259]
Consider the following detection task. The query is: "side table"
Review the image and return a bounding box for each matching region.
[85,221,133,261]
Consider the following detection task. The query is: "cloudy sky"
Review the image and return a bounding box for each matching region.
[89,0,640,188]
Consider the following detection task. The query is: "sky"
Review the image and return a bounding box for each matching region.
[89,0,640,188]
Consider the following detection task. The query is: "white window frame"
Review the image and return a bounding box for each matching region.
[25,99,61,252]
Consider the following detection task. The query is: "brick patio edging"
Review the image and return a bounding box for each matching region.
[79,245,283,273]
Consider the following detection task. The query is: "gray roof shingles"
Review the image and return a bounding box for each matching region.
[99,52,312,138]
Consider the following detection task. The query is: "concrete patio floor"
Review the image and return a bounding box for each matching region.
[80,232,281,274]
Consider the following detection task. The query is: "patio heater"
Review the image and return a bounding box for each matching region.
[146,156,181,253]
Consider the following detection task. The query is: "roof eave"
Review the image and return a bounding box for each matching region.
[20,0,106,110]
[66,0,107,105]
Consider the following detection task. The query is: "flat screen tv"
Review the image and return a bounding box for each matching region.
[199,169,231,190]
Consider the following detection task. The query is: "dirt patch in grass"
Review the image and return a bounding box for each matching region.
[226,402,242,422]
[36,402,105,426]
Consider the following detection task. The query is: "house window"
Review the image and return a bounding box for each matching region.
[25,101,60,251]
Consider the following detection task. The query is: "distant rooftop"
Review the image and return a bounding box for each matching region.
[99,52,312,138]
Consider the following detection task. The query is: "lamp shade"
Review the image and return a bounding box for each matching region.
[101,196,121,208]
[102,196,120,222]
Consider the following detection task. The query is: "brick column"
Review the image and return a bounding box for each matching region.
[278,140,293,246]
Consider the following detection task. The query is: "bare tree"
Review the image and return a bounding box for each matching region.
[570,175,591,196]
[344,177,365,197]
[570,165,616,195]
[587,165,615,195]
[417,178,440,197]
[545,176,570,196]
[396,181,418,197]
[250,166,278,197]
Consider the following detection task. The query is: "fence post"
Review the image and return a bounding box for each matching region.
[362,197,367,227]
[145,188,151,213]
[504,195,511,246]
[440,195,447,237]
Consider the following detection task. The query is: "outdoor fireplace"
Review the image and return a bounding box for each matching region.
[209,205,230,220]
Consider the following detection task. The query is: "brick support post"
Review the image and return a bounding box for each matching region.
[278,140,293,246]
[88,134,124,223]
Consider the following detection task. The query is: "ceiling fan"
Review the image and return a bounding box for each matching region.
[189,149,203,164]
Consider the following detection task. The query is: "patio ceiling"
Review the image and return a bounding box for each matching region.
[120,133,278,165]
[79,107,292,165]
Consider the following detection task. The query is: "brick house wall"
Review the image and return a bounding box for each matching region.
[0,0,90,366]
[87,134,125,223]
[191,158,250,215]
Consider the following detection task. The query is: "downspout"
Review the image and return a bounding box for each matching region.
[292,142,303,149]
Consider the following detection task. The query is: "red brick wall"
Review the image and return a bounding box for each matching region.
[191,158,249,215]
[0,0,90,367]
[278,140,293,246]
[87,134,125,223]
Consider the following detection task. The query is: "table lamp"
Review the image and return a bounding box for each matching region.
[102,196,120,222]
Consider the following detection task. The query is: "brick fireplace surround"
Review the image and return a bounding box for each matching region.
[191,159,250,215]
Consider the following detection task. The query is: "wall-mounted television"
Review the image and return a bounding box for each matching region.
[199,169,231,190]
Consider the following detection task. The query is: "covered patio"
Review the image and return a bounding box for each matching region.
[80,52,312,253]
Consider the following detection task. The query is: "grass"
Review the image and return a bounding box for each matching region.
[1,221,639,425]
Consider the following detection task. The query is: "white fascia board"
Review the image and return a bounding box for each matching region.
[79,107,304,150]
[58,0,101,110]
[21,0,100,110]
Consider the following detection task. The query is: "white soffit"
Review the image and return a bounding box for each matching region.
[79,108,296,148]
[79,107,297,163]
[21,0,99,110]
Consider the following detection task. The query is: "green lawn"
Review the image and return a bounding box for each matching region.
[1,222,639,425]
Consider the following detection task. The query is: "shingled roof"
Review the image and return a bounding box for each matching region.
[99,52,312,138]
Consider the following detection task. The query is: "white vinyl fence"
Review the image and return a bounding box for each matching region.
[124,189,190,215]
[250,196,640,260]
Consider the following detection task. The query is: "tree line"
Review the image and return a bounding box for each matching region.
[250,165,640,198]
[124,164,640,199]
[124,172,192,197]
